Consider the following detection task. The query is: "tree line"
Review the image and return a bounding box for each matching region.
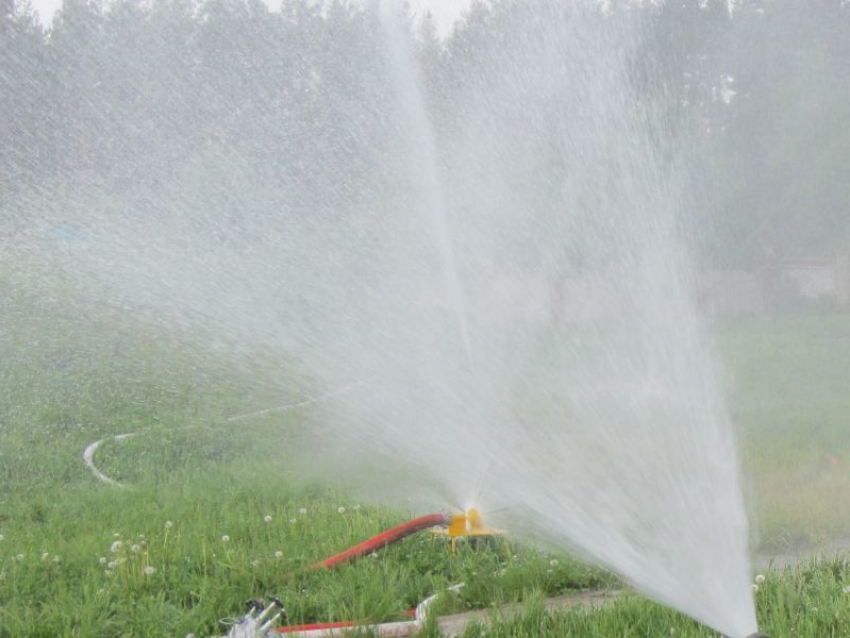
[1,0,848,266]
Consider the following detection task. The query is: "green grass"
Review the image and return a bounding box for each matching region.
[0,477,612,636]
[0,291,613,635]
[0,432,612,635]
[714,313,850,549]
[451,558,850,637]
[2,282,850,636]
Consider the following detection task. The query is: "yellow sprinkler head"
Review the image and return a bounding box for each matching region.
[447,508,483,537]
[436,508,504,544]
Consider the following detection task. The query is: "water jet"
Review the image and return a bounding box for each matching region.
[7,1,764,635]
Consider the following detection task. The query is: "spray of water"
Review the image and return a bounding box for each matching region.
[379,0,475,368]
[5,1,757,635]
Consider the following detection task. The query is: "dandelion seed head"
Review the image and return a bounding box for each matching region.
[264,515,272,523]
[144,566,155,575]
[755,574,765,584]
[221,535,230,542]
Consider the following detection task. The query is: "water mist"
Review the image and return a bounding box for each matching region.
[9,1,759,635]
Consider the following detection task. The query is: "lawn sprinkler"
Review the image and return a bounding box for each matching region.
[432,507,505,551]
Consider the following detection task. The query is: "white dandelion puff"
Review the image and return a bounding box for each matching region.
[144,566,155,575]
[221,535,230,542]
[264,515,272,523]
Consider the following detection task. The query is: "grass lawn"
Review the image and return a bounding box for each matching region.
[2,284,850,636]
[715,313,850,549]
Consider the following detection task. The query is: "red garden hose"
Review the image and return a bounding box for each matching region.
[273,512,451,635]
[276,620,357,634]
[309,512,450,571]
